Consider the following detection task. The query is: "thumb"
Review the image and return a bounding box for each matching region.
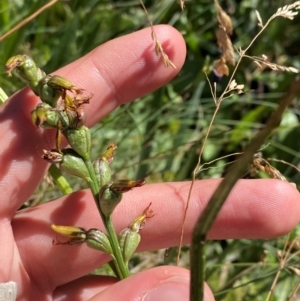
[90,266,215,301]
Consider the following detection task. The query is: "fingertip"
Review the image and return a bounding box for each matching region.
[58,25,186,124]
[153,24,187,71]
[204,283,216,301]
[89,24,187,89]
[209,179,300,239]
[254,180,300,236]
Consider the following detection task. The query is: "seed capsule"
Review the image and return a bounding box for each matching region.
[59,149,91,181]
[85,229,113,254]
[93,157,111,189]
[66,126,91,160]
[118,229,141,264]
[98,184,122,217]
[118,203,154,264]
[93,143,117,188]
[5,55,45,94]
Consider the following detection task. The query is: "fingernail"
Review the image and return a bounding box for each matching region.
[142,276,189,301]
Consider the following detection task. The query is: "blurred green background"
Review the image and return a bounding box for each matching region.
[1,1,300,300]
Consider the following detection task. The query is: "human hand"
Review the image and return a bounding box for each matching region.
[1,25,300,301]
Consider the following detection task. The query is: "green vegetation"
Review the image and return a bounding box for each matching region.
[1,1,300,300]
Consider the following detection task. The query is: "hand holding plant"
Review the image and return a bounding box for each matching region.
[1,26,300,301]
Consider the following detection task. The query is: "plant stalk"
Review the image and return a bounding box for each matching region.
[48,165,73,195]
[0,87,8,104]
[190,77,300,301]
[103,215,130,279]
[84,158,130,279]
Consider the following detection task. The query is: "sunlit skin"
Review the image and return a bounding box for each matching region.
[0,25,300,301]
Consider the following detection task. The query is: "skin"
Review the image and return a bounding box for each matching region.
[0,25,299,301]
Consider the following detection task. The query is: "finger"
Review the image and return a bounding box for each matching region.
[53,275,117,301]
[12,179,300,289]
[59,25,186,125]
[0,25,186,217]
[53,267,215,301]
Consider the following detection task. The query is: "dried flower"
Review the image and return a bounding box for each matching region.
[5,55,45,94]
[51,224,113,255]
[215,0,233,35]
[215,57,229,76]
[255,10,264,27]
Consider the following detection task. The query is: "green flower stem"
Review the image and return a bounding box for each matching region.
[84,159,100,194]
[190,77,300,301]
[0,87,8,104]
[110,257,123,279]
[108,259,121,277]
[83,158,130,279]
[48,165,73,195]
[103,214,130,279]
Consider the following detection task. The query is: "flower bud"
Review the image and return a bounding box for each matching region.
[66,126,91,160]
[85,229,113,255]
[31,103,61,128]
[93,143,117,188]
[37,75,62,107]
